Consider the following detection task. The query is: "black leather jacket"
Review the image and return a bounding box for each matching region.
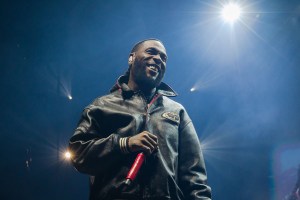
[69,76,212,200]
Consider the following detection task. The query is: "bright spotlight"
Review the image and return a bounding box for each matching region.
[190,87,196,92]
[221,3,241,23]
[64,151,72,160]
[68,95,73,100]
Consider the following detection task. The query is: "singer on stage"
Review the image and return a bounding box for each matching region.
[69,39,212,200]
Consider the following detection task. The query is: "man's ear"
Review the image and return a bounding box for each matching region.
[129,56,133,62]
[128,53,135,64]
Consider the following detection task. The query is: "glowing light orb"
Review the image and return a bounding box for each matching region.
[221,3,241,23]
[68,95,73,100]
[190,87,196,92]
[64,151,72,160]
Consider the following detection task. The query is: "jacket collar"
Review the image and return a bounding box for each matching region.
[110,75,178,98]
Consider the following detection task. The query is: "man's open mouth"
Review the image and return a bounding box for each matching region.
[148,65,160,74]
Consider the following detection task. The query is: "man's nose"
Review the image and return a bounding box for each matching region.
[153,54,162,64]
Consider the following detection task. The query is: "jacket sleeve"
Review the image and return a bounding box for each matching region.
[69,104,124,176]
[178,110,212,200]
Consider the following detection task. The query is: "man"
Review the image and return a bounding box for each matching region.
[69,39,212,200]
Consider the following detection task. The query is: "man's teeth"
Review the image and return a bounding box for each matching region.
[149,65,158,71]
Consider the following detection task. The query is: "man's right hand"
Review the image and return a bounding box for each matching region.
[128,131,158,155]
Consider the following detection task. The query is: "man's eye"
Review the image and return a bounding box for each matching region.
[161,56,167,62]
[147,49,156,55]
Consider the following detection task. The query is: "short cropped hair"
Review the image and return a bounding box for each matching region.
[130,38,164,53]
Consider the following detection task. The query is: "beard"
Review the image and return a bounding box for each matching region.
[132,65,164,89]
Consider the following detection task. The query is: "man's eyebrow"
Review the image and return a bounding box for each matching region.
[146,47,167,57]
[146,47,158,51]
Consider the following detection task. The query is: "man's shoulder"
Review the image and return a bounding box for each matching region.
[90,91,120,106]
[161,96,185,109]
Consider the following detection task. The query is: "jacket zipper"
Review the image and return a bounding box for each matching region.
[138,92,161,199]
[139,93,161,129]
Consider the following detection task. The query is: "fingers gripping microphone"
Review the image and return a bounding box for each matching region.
[124,105,156,186]
[124,152,145,185]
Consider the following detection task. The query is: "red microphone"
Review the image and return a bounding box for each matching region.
[124,152,145,185]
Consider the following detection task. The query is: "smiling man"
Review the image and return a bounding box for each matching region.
[69,39,212,200]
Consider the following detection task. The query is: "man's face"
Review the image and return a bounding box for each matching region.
[129,40,167,89]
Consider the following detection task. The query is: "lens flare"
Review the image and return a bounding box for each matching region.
[64,151,72,160]
[221,3,241,23]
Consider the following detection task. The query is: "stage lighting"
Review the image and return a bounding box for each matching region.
[64,151,72,160]
[221,3,241,23]
[68,95,73,100]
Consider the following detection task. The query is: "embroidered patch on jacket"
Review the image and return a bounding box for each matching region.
[162,112,180,124]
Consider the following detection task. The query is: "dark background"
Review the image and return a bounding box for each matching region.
[1,0,299,199]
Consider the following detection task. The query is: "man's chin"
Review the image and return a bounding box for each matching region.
[137,77,161,89]
[147,75,163,86]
